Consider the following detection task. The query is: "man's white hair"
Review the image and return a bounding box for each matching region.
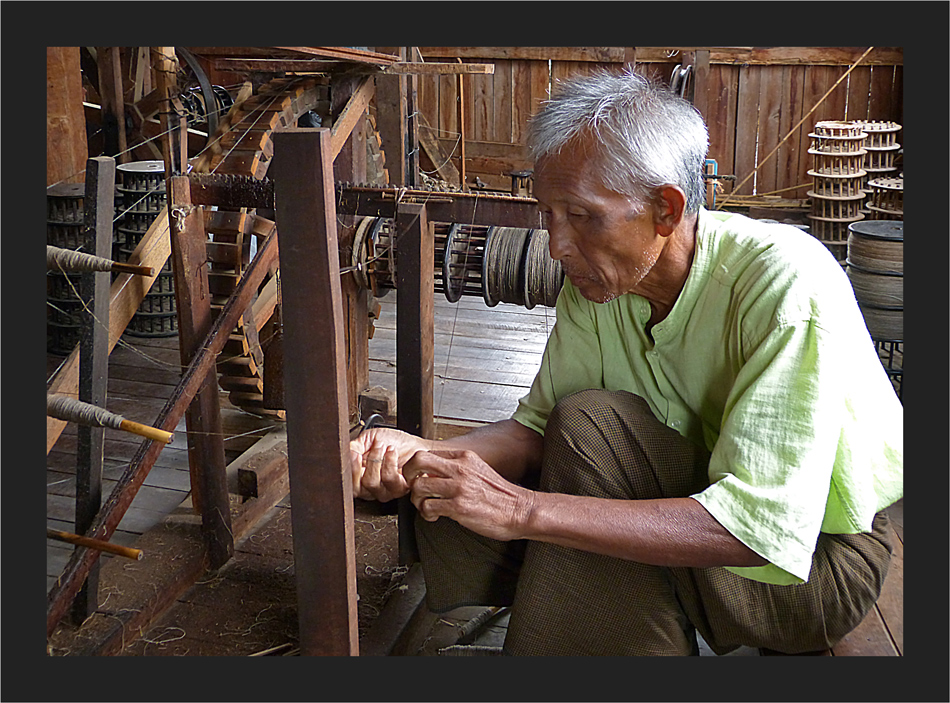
[527,70,709,213]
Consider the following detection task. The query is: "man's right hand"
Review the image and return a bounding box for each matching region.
[349,428,432,502]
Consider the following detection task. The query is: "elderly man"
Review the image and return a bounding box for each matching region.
[350,71,903,656]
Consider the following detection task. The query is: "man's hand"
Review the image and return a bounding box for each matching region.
[402,449,535,542]
[349,428,431,502]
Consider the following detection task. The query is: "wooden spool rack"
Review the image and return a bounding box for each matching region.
[807,121,868,250]
[855,120,902,149]
[866,176,904,220]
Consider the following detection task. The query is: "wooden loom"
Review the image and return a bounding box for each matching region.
[46,46,542,655]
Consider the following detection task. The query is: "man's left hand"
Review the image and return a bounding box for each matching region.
[403,449,534,542]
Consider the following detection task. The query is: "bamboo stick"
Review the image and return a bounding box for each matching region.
[47,529,144,560]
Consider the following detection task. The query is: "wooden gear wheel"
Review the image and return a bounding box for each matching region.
[193,76,330,417]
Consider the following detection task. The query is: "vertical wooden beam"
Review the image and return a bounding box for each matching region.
[272,128,359,656]
[457,65,467,190]
[168,176,233,568]
[155,47,188,176]
[623,47,638,73]
[692,50,710,122]
[406,47,421,187]
[72,156,115,624]
[375,47,409,185]
[395,202,434,440]
[47,47,89,186]
[96,48,129,164]
[395,202,434,564]
[331,74,371,424]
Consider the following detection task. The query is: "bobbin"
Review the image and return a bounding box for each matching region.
[866,176,903,220]
[848,218,905,342]
[853,120,901,149]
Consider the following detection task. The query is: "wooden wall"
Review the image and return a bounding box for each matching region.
[412,47,903,199]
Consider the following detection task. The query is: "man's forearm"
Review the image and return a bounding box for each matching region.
[520,493,768,568]
[434,419,543,486]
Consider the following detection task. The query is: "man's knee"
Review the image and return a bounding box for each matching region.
[542,389,709,500]
[546,389,651,440]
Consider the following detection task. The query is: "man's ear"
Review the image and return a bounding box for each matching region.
[652,186,687,237]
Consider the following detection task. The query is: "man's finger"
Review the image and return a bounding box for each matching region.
[402,449,448,482]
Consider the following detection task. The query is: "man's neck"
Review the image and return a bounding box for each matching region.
[635,213,699,325]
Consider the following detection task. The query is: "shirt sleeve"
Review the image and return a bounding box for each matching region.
[512,280,605,435]
[692,318,845,585]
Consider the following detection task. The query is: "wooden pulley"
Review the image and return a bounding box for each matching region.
[350,216,395,295]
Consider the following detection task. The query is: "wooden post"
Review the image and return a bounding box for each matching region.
[331,73,371,425]
[406,47,420,187]
[395,202,434,564]
[95,48,129,164]
[374,47,409,185]
[47,47,89,185]
[71,156,115,624]
[692,50,711,122]
[155,47,188,176]
[457,62,467,191]
[272,128,359,656]
[168,176,233,568]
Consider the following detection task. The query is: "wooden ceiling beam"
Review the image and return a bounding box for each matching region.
[210,58,495,75]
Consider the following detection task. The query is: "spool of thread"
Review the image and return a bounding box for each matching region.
[483,227,530,307]
[847,220,903,341]
[47,245,153,276]
[46,394,174,444]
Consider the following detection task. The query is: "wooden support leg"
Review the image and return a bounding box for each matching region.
[168,176,233,569]
[72,156,115,624]
[272,128,359,656]
[395,202,434,564]
[331,73,371,425]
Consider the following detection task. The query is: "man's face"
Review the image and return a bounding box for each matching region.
[533,139,665,304]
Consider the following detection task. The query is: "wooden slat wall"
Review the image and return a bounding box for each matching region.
[412,48,902,198]
[418,48,632,191]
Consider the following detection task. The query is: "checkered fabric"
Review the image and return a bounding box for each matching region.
[416,389,892,656]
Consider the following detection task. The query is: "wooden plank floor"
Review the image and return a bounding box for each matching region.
[45,332,279,593]
[367,290,554,423]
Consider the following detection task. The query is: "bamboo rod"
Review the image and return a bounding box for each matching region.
[47,529,144,560]
[47,394,174,444]
[110,261,154,276]
[118,419,175,444]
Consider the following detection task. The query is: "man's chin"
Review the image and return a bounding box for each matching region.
[569,276,616,304]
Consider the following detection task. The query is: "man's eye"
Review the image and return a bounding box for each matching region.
[568,210,589,219]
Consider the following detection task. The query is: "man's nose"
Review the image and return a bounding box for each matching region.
[546,221,573,261]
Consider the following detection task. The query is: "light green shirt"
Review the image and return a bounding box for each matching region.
[512,209,903,585]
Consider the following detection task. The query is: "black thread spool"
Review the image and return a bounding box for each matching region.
[46,182,86,354]
[522,228,564,309]
[482,227,530,308]
[116,161,176,337]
